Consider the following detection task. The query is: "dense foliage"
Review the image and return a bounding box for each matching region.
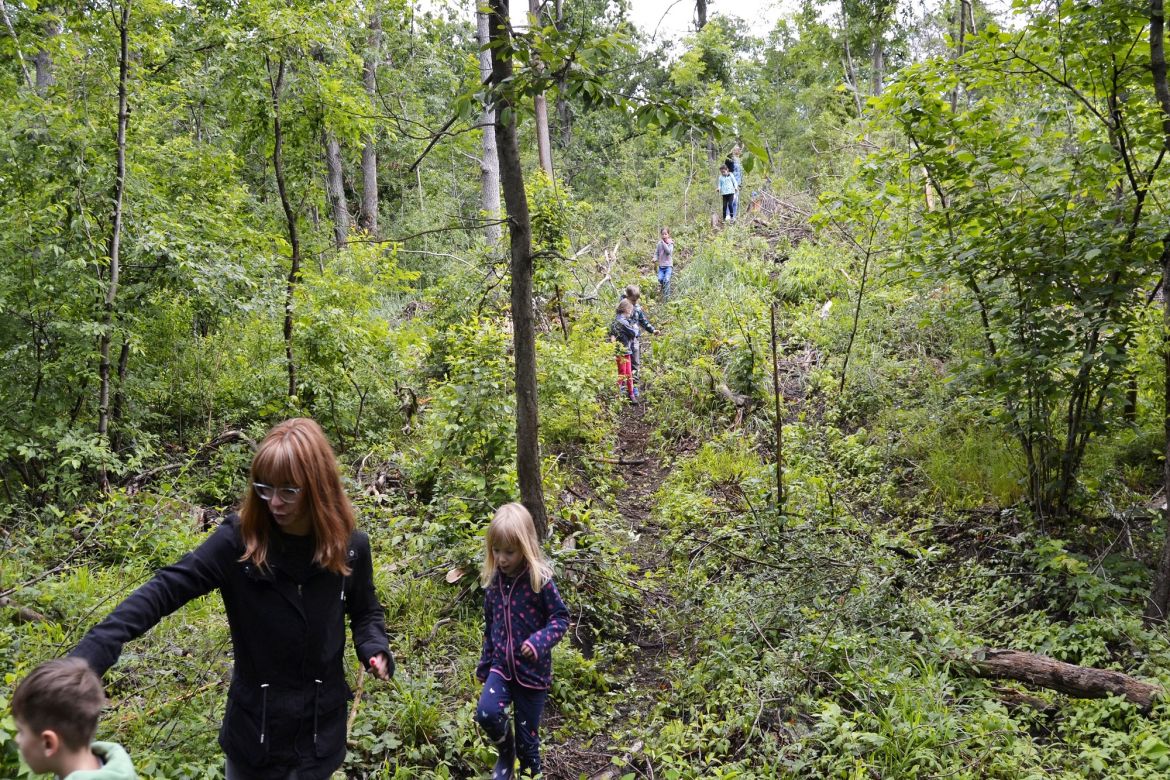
[3,0,1170,778]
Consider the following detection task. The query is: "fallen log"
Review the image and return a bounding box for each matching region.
[966,648,1160,712]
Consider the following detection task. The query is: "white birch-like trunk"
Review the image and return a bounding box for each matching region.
[477,8,501,242]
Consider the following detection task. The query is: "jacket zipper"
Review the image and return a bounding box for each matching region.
[259,683,270,745]
[313,679,323,745]
[502,575,520,678]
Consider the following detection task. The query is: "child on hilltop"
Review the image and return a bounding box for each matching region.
[621,284,656,383]
[475,503,570,779]
[11,657,137,779]
[718,163,739,223]
[610,298,638,401]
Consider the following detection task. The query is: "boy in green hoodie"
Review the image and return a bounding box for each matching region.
[11,657,137,780]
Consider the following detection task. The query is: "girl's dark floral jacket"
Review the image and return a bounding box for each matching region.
[476,568,569,689]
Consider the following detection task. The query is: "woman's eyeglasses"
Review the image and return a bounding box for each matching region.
[253,482,302,502]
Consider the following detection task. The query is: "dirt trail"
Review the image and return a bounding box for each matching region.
[545,401,681,780]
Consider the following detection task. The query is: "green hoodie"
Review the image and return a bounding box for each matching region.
[62,742,137,780]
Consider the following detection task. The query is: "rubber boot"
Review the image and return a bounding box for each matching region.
[491,722,515,779]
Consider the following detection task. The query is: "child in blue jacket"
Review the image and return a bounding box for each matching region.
[476,503,570,779]
[621,284,656,382]
[610,299,639,400]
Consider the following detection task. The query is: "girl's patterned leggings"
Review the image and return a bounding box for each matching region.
[476,671,549,776]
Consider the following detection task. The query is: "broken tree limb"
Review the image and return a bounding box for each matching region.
[588,456,648,466]
[709,375,754,427]
[0,596,48,624]
[965,648,1161,712]
[125,430,258,493]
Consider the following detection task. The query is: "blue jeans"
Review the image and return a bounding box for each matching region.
[476,671,549,776]
[658,265,672,300]
[722,193,735,220]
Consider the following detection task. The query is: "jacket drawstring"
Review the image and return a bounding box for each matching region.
[259,683,270,745]
[340,574,346,601]
[313,679,323,745]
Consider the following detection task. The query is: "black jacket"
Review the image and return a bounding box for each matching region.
[71,514,391,780]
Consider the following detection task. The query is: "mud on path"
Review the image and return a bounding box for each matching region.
[544,401,684,780]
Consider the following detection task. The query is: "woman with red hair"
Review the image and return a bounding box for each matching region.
[72,418,392,780]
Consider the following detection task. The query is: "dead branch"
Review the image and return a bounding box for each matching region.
[0,596,48,624]
[125,430,258,494]
[576,241,619,302]
[708,371,754,427]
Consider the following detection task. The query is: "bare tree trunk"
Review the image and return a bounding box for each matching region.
[33,7,59,92]
[359,13,380,235]
[529,0,553,176]
[771,303,784,514]
[97,0,131,492]
[695,0,708,29]
[110,337,130,453]
[0,0,32,89]
[1145,0,1170,624]
[870,37,884,96]
[950,0,968,111]
[267,55,301,400]
[323,129,349,248]
[553,0,572,148]
[840,0,863,115]
[477,7,501,243]
[489,0,549,539]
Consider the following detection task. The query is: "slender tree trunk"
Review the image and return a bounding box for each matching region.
[1149,243,1170,622]
[840,0,863,115]
[477,7,501,243]
[489,0,549,539]
[870,37,884,96]
[0,0,32,89]
[529,0,554,176]
[323,128,349,248]
[1144,0,1170,622]
[771,303,784,515]
[695,0,708,29]
[268,55,301,400]
[553,0,572,148]
[359,13,380,235]
[110,337,130,453]
[97,0,131,491]
[950,0,968,111]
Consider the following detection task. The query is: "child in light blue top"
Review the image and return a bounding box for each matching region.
[718,164,739,222]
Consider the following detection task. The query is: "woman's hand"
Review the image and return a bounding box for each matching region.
[368,652,392,681]
[520,642,537,661]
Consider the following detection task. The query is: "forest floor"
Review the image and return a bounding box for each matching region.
[547,396,680,780]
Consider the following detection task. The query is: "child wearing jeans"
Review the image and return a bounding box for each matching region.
[655,227,674,299]
[475,503,570,779]
[11,657,137,779]
[718,164,739,223]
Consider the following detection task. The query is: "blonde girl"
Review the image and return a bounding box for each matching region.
[475,503,569,779]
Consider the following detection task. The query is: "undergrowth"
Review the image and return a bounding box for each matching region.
[3,198,1170,780]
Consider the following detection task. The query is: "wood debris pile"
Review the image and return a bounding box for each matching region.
[746,189,816,250]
